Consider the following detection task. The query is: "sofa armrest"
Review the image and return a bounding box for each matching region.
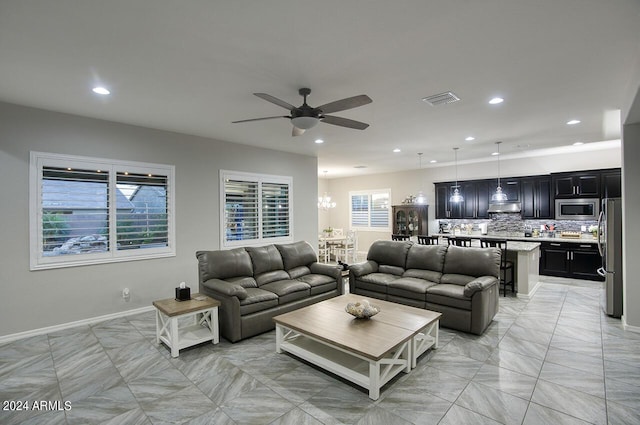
[349,260,378,277]
[201,278,248,300]
[310,262,342,278]
[463,276,498,297]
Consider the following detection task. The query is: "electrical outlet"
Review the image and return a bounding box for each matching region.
[122,288,130,301]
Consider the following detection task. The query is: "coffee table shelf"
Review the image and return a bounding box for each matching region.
[276,326,410,400]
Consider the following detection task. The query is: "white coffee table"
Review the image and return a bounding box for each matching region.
[273,294,440,400]
[153,293,220,357]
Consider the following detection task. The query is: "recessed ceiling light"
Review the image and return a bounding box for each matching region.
[573,142,584,146]
[488,97,504,105]
[92,86,111,95]
[393,148,401,153]
[465,136,475,141]
[567,119,581,125]
[491,151,500,156]
[430,160,437,163]
[314,139,324,144]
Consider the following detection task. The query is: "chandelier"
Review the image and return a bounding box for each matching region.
[318,192,336,210]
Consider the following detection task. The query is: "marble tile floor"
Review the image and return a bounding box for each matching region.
[2,276,640,425]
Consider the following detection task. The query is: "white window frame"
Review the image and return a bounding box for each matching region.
[29,151,175,270]
[220,170,293,248]
[349,189,391,232]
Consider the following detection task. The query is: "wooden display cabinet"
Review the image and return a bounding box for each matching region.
[392,205,429,236]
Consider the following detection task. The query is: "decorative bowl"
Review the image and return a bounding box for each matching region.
[345,299,380,319]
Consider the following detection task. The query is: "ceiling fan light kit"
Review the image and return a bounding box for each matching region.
[233,87,372,136]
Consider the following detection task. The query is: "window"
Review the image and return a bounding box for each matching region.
[349,189,391,231]
[30,152,175,270]
[221,170,292,247]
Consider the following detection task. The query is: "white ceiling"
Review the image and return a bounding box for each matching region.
[1,1,639,178]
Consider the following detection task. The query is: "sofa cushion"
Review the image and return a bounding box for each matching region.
[246,245,284,275]
[388,277,437,300]
[255,270,290,286]
[442,245,501,278]
[260,280,311,304]
[367,240,412,268]
[426,284,471,310]
[239,287,279,315]
[297,273,337,296]
[403,268,442,283]
[356,272,399,294]
[440,274,477,286]
[287,266,311,279]
[406,244,447,272]
[197,248,253,281]
[275,241,318,270]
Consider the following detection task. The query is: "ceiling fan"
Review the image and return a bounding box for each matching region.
[232,88,372,136]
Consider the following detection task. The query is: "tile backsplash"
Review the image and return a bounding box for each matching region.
[442,213,597,235]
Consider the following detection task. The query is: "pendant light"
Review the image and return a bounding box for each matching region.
[491,141,508,202]
[415,152,427,204]
[450,147,464,203]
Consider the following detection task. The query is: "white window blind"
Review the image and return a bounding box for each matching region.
[30,152,175,270]
[221,171,293,247]
[349,189,390,231]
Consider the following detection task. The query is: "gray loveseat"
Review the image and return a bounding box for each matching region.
[196,241,343,342]
[349,240,501,335]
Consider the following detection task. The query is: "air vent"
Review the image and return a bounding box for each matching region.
[422,91,460,106]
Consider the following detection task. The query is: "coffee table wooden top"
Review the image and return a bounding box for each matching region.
[273,294,441,361]
[153,293,220,317]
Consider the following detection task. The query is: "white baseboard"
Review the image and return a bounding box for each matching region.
[622,315,640,334]
[0,305,155,345]
[516,280,541,300]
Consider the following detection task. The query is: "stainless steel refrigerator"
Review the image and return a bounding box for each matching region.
[597,198,623,318]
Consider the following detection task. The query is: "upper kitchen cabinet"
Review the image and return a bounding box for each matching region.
[435,183,463,219]
[601,169,622,198]
[552,171,600,198]
[521,176,552,219]
[462,180,490,219]
[499,179,521,202]
[392,204,429,236]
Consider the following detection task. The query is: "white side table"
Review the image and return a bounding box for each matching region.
[153,293,220,357]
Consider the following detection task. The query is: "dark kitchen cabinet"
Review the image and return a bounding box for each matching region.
[462,181,491,219]
[500,179,521,202]
[435,183,462,219]
[552,172,600,198]
[521,176,552,219]
[392,205,428,236]
[539,242,603,281]
[601,169,622,198]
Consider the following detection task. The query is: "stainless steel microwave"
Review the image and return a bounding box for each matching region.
[555,198,600,220]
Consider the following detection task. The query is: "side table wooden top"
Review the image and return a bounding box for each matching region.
[153,293,220,317]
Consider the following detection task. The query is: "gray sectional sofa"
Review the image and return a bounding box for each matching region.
[196,241,343,342]
[349,240,501,335]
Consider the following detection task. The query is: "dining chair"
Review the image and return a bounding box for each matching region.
[334,230,357,263]
[417,235,440,245]
[391,234,411,241]
[480,238,515,296]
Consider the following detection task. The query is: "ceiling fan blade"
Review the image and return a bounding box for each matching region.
[232,116,289,124]
[321,115,369,130]
[316,95,372,114]
[292,126,305,137]
[254,93,296,110]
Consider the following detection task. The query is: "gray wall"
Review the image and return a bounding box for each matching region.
[0,102,318,338]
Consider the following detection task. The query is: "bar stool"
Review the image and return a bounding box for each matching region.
[480,238,515,296]
[417,235,440,245]
[448,237,472,247]
[391,234,411,241]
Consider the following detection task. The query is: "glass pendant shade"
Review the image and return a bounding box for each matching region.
[491,186,508,202]
[491,141,506,202]
[291,116,319,130]
[449,147,464,203]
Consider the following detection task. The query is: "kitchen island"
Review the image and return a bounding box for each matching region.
[441,235,542,298]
